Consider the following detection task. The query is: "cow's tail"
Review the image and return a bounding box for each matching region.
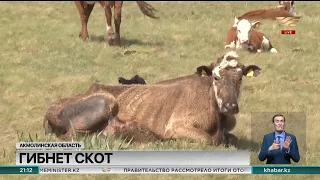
[136,1,159,19]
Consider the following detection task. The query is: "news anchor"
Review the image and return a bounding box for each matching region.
[258,114,300,164]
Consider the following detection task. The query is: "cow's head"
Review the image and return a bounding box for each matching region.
[198,51,261,115]
[233,17,261,44]
[279,1,295,14]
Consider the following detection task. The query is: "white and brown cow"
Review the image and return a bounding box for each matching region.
[44,51,262,145]
[236,1,299,27]
[237,1,296,21]
[224,17,278,53]
[278,1,295,15]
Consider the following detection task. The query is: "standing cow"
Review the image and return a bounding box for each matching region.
[44,51,262,145]
[74,1,158,46]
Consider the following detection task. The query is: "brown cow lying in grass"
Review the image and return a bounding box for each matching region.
[237,1,297,21]
[43,51,261,145]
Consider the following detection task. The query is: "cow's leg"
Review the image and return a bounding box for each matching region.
[101,118,124,137]
[61,95,115,133]
[224,133,239,147]
[224,41,236,49]
[113,1,123,46]
[103,120,161,143]
[43,117,62,141]
[43,118,53,136]
[100,1,115,45]
[75,1,95,40]
[223,115,236,133]
[221,115,239,147]
[261,36,278,53]
[45,93,116,140]
[164,124,214,145]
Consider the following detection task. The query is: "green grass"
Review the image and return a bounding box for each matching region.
[0,1,319,179]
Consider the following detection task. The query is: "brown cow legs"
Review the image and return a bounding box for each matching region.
[113,1,123,46]
[221,115,239,147]
[164,125,218,145]
[75,1,95,40]
[99,1,116,46]
[75,1,124,46]
[99,1,122,46]
[102,119,162,143]
[103,120,225,145]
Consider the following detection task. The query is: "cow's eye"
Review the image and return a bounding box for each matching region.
[214,75,220,81]
[238,30,241,33]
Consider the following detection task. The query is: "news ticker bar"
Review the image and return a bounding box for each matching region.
[2,166,320,174]
[16,150,250,166]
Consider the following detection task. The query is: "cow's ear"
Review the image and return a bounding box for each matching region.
[291,1,294,5]
[233,16,239,27]
[196,66,213,76]
[243,65,261,77]
[251,21,261,28]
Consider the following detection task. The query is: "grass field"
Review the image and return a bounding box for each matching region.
[1,1,320,179]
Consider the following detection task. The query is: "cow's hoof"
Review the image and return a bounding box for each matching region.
[114,40,121,46]
[113,34,121,46]
[79,33,89,41]
[224,133,239,147]
[270,48,278,53]
[108,38,115,46]
[107,33,116,46]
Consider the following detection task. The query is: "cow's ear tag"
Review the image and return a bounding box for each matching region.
[246,69,254,77]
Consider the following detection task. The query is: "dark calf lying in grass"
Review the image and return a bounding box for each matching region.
[118,75,147,85]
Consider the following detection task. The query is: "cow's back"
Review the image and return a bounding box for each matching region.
[115,75,219,138]
[238,7,294,20]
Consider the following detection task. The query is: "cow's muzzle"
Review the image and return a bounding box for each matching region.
[221,103,239,114]
[240,40,248,44]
